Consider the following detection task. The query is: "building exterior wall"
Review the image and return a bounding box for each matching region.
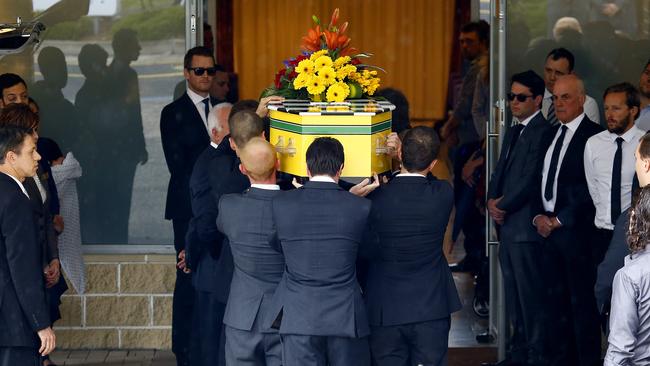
[58,254,176,349]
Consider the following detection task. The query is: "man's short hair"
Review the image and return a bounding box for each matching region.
[546,47,575,72]
[645,58,650,70]
[229,99,259,121]
[0,104,39,131]
[229,110,263,147]
[183,46,216,70]
[240,137,276,181]
[604,82,641,111]
[460,20,490,45]
[511,70,546,99]
[0,73,26,95]
[401,126,440,172]
[208,102,233,132]
[306,137,344,177]
[0,126,31,164]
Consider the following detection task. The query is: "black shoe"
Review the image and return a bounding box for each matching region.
[450,257,478,272]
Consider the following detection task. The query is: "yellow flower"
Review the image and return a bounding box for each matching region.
[307,76,326,95]
[365,78,380,95]
[318,66,336,85]
[309,49,329,61]
[336,64,357,81]
[293,73,311,89]
[326,83,349,102]
[296,59,315,74]
[314,55,333,70]
[333,56,351,69]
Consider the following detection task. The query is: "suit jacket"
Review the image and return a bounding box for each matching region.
[265,181,371,338]
[24,168,58,266]
[534,116,603,231]
[190,139,249,301]
[160,92,211,220]
[365,176,461,326]
[217,188,285,332]
[488,112,551,242]
[595,208,630,313]
[0,174,50,347]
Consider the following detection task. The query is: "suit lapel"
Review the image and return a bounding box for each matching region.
[504,113,545,172]
[181,93,209,139]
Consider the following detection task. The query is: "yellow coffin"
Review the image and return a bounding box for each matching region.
[268,100,395,179]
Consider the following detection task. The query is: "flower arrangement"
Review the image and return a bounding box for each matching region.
[263,8,382,102]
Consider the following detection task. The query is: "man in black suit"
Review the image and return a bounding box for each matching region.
[532,75,603,366]
[365,126,461,366]
[182,103,232,366]
[217,137,284,366]
[265,137,371,366]
[0,126,55,366]
[160,46,216,366]
[487,70,550,366]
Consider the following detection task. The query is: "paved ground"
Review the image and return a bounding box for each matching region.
[50,350,175,365]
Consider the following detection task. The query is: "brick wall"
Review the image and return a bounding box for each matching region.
[57,254,176,349]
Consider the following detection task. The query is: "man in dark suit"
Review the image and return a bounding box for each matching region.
[487,70,550,366]
[217,137,284,366]
[365,126,461,366]
[532,75,603,366]
[160,46,216,366]
[0,126,55,366]
[265,137,371,366]
[182,103,232,366]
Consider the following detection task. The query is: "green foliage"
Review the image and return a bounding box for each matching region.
[111,6,184,41]
[509,0,547,39]
[44,17,94,40]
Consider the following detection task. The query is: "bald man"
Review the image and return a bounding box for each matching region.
[217,137,284,366]
[532,75,603,366]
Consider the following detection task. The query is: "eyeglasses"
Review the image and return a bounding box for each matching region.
[188,67,217,76]
[507,92,533,102]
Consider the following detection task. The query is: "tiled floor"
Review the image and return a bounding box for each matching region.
[50,350,176,365]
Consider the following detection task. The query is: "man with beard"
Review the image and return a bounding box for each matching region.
[636,59,650,131]
[584,82,643,270]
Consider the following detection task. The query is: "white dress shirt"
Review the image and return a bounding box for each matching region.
[310,175,336,183]
[210,142,218,149]
[541,113,585,212]
[584,125,644,229]
[251,184,280,190]
[396,173,426,178]
[2,172,29,198]
[542,89,601,125]
[187,87,212,132]
[635,106,650,132]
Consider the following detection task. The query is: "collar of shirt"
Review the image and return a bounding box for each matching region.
[187,87,209,105]
[640,105,650,117]
[562,113,585,132]
[519,110,541,127]
[627,245,650,264]
[210,142,219,149]
[544,88,553,100]
[310,175,336,183]
[2,172,29,198]
[610,125,644,143]
[251,184,280,191]
[396,173,427,178]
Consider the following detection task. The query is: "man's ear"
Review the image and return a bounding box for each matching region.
[229,137,237,152]
[428,159,438,172]
[306,166,312,179]
[239,163,247,176]
[644,158,650,174]
[275,158,280,170]
[183,68,190,81]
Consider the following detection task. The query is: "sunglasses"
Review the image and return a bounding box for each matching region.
[188,67,217,76]
[507,92,533,102]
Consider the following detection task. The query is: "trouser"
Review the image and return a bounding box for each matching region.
[369,318,451,366]
[499,239,548,366]
[191,290,226,366]
[281,334,370,366]
[0,347,40,366]
[225,316,281,366]
[171,219,194,366]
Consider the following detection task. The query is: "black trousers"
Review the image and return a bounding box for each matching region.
[0,347,40,366]
[171,218,194,366]
[592,227,614,271]
[498,239,547,366]
[369,317,450,366]
[544,229,601,366]
[191,290,226,366]
[281,334,370,366]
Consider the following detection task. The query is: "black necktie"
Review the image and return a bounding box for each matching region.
[202,98,210,123]
[547,98,559,126]
[544,125,568,201]
[611,137,624,224]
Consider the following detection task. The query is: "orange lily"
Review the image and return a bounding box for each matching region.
[301,25,322,52]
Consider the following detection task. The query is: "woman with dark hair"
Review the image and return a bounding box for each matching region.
[604,185,650,365]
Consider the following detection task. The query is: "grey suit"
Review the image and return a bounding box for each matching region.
[217,187,284,366]
[265,181,371,366]
[487,112,551,365]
